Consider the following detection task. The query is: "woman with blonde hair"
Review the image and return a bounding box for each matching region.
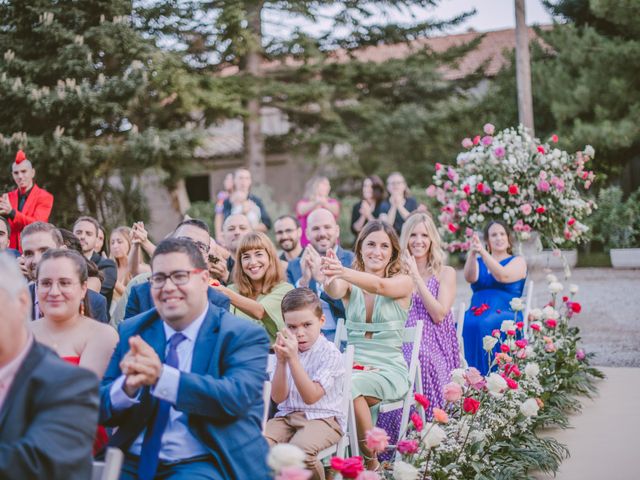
[109,226,149,315]
[377,212,459,444]
[322,220,412,470]
[296,175,340,247]
[214,232,293,343]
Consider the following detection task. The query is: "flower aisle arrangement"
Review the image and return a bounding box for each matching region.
[326,276,602,480]
[426,124,597,252]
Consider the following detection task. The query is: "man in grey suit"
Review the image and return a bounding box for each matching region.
[0,253,99,479]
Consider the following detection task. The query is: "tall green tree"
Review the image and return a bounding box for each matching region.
[138,1,478,187]
[0,1,236,228]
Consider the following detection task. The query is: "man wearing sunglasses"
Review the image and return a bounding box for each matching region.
[100,238,270,479]
[124,219,229,320]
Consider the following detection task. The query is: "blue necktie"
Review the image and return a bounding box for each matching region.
[138,332,186,480]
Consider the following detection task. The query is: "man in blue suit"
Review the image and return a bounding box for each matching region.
[100,238,270,479]
[124,219,230,320]
[287,208,354,340]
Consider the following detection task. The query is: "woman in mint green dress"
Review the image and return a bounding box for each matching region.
[322,220,413,470]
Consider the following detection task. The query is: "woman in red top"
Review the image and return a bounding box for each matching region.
[296,175,340,247]
[30,248,118,454]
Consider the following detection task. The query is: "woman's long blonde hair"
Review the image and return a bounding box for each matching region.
[109,226,132,267]
[233,232,284,297]
[400,212,444,275]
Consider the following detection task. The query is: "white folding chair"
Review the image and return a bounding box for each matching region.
[334,319,425,445]
[454,302,468,368]
[262,380,272,432]
[318,345,357,460]
[522,280,534,339]
[91,447,124,480]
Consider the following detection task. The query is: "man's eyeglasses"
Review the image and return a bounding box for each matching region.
[149,269,204,289]
[175,236,209,255]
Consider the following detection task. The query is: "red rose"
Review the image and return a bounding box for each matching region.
[515,339,528,349]
[340,457,365,479]
[537,145,546,154]
[507,329,516,336]
[570,302,582,313]
[411,412,423,432]
[562,296,569,302]
[435,162,442,171]
[492,329,500,337]
[536,206,546,214]
[414,393,430,410]
[448,223,458,233]
[353,364,365,371]
[508,184,519,195]
[500,344,510,353]
[516,321,524,329]
[463,397,480,414]
[551,134,559,143]
[567,217,576,226]
[330,457,346,471]
[512,365,521,377]
[531,323,541,332]
[545,319,557,328]
[476,182,484,193]
[463,184,471,195]
[473,135,481,145]
[505,377,519,390]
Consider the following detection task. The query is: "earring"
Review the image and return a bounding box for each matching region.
[80,301,85,316]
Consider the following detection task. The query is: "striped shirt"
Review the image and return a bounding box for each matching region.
[274,335,345,430]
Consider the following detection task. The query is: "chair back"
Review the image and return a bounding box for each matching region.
[454,302,467,368]
[522,280,535,339]
[91,447,124,480]
[262,380,272,432]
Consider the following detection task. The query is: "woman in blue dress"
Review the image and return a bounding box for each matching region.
[463,220,527,375]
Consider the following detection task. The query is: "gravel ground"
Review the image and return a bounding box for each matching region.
[454,267,640,367]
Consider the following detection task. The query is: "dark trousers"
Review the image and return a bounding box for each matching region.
[119,455,222,480]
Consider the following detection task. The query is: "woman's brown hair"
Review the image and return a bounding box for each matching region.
[233,232,284,297]
[352,220,403,278]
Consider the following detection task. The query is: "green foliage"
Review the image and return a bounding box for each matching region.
[586,186,640,249]
[186,201,215,233]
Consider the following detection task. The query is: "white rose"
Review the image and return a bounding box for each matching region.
[477,214,485,223]
[584,145,595,157]
[569,284,579,294]
[525,345,535,358]
[503,212,510,221]
[486,373,508,396]
[509,297,524,311]
[501,320,516,333]
[393,461,420,480]
[450,368,466,386]
[520,398,540,417]
[542,306,559,319]
[546,274,558,283]
[524,362,540,378]
[548,282,563,294]
[483,335,498,352]
[267,444,306,472]
[423,423,447,449]
[529,308,543,320]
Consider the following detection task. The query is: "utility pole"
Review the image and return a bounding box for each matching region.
[515,0,535,134]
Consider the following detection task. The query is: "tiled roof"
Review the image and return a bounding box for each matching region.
[220,26,551,80]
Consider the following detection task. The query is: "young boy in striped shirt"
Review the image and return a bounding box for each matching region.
[265,288,345,480]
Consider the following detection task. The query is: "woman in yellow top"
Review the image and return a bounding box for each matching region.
[214,232,293,343]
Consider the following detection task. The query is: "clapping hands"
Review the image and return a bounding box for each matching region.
[0,194,11,216]
[402,250,421,282]
[120,336,162,397]
[320,248,344,285]
[130,222,148,245]
[273,329,298,362]
[470,234,485,255]
[300,246,324,286]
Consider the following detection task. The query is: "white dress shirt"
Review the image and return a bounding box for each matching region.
[109,307,209,461]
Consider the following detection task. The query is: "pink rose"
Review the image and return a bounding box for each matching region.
[356,472,381,480]
[414,393,430,410]
[465,227,473,237]
[483,123,495,135]
[277,467,312,480]
[537,180,550,192]
[545,343,557,353]
[537,145,546,154]
[448,223,458,233]
[425,185,437,197]
[464,367,484,388]
[481,135,493,146]
[433,408,449,424]
[443,382,463,402]
[551,134,559,143]
[410,412,423,432]
[435,162,442,171]
[397,439,419,455]
[365,427,389,454]
[515,340,528,349]
[458,199,470,214]
[545,319,557,328]
[473,135,481,145]
[494,146,506,157]
[520,203,532,216]
[576,349,586,361]
[505,377,518,390]
[530,323,541,332]
[461,137,473,149]
[492,329,500,337]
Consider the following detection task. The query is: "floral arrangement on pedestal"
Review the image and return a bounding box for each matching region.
[323,276,602,480]
[426,124,597,251]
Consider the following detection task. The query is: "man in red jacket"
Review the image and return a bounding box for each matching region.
[0,150,54,250]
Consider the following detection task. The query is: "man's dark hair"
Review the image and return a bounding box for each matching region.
[0,216,10,236]
[73,216,100,235]
[152,238,207,270]
[58,228,83,252]
[281,287,323,318]
[275,215,300,228]
[174,218,210,236]
[22,222,63,247]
